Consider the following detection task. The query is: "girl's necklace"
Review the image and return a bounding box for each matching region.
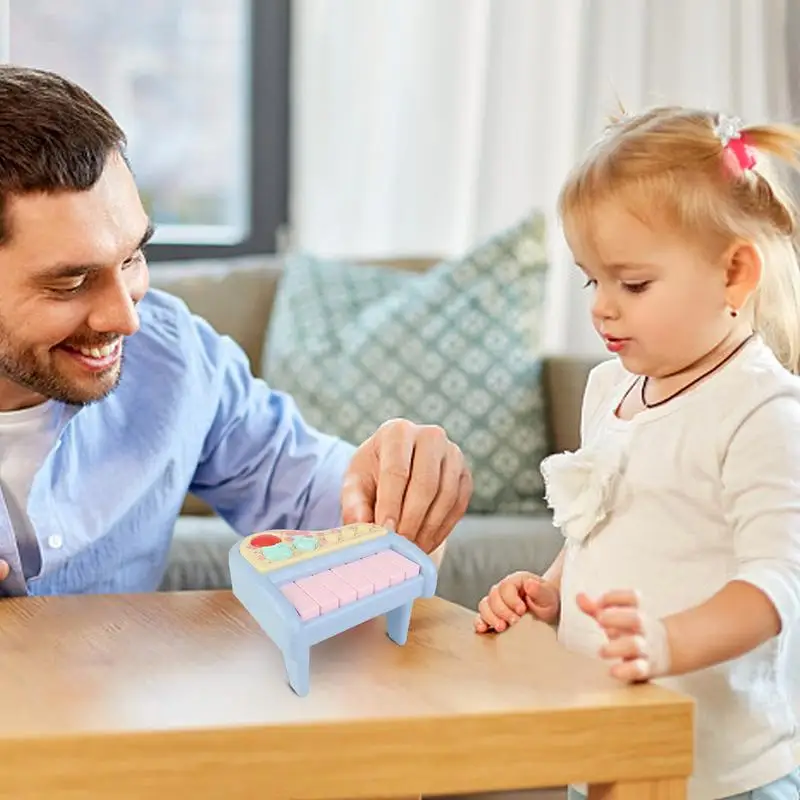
[638,333,755,409]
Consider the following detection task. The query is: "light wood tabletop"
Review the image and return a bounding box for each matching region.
[0,591,693,799]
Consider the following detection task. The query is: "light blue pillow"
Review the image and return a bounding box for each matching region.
[264,212,551,514]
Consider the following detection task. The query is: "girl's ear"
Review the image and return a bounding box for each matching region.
[723,240,762,309]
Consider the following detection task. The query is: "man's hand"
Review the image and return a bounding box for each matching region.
[341,419,472,554]
[0,560,7,581]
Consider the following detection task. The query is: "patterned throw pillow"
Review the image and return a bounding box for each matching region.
[263,212,551,514]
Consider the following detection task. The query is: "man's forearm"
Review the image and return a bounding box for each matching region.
[663,579,782,675]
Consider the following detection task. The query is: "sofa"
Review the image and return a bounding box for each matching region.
[149,254,598,612]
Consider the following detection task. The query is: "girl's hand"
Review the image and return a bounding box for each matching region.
[577,589,671,682]
[474,571,561,633]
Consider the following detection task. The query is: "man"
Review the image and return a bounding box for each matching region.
[0,65,471,597]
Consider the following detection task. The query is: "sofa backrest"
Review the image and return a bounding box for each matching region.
[149,255,598,455]
[150,255,282,372]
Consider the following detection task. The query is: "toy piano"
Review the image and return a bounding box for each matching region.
[229,523,437,696]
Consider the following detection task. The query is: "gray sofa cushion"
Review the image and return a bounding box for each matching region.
[436,516,563,611]
[160,515,239,592]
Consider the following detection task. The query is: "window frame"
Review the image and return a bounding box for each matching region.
[0,0,289,262]
[147,0,290,262]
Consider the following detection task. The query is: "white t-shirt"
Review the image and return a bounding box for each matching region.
[0,400,64,580]
[544,337,800,799]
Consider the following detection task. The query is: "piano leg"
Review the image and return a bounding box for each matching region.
[285,640,311,697]
[385,600,414,645]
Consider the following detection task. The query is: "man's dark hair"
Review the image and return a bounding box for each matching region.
[0,65,127,245]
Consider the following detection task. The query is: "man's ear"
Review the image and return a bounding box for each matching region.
[723,240,762,309]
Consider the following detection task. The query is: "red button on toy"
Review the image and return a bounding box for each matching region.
[250,534,282,548]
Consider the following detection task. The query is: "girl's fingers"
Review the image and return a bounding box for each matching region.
[576,592,599,617]
[596,589,641,609]
[499,580,527,616]
[474,614,490,633]
[488,585,520,626]
[477,596,504,631]
[600,634,647,661]
[611,657,651,683]
[596,607,644,634]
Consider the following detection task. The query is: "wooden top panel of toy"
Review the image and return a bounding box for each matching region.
[238,523,389,573]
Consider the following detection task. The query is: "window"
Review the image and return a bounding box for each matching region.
[2,0,288,259]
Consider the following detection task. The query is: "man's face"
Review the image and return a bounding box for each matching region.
[0,153,151,410]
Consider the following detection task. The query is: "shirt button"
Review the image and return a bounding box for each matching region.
[47,534,63,549]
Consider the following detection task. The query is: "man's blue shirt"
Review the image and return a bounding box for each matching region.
[0,289,355,596]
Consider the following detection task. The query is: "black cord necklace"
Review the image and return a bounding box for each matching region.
[639,333,755,409]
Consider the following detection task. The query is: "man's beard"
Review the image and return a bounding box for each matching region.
[0,326,124,407]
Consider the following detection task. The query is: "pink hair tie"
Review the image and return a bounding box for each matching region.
[715,114,757,175]
[726,136,757,172]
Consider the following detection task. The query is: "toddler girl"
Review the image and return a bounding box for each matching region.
[475,107,800,800]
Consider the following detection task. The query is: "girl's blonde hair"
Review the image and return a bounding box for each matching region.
[558,106,800,373]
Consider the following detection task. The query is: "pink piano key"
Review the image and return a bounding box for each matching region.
[368,550,411,585]
[316,569,358,606]
[356,553,399,589]
[381,549,420,579]
[280,582,320,620]
[295,573,340,614]
[331,560,375,599]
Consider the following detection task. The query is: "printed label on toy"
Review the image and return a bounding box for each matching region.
[239,523,389,573]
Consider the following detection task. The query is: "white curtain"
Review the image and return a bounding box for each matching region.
[289,0,792,354]
[0,0,9,62]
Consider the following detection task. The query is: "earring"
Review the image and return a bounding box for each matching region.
[728,307,738,318]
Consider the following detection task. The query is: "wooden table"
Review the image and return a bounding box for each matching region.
[0,591,693,799]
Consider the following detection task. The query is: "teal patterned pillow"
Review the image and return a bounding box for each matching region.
[263,212,551,514]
